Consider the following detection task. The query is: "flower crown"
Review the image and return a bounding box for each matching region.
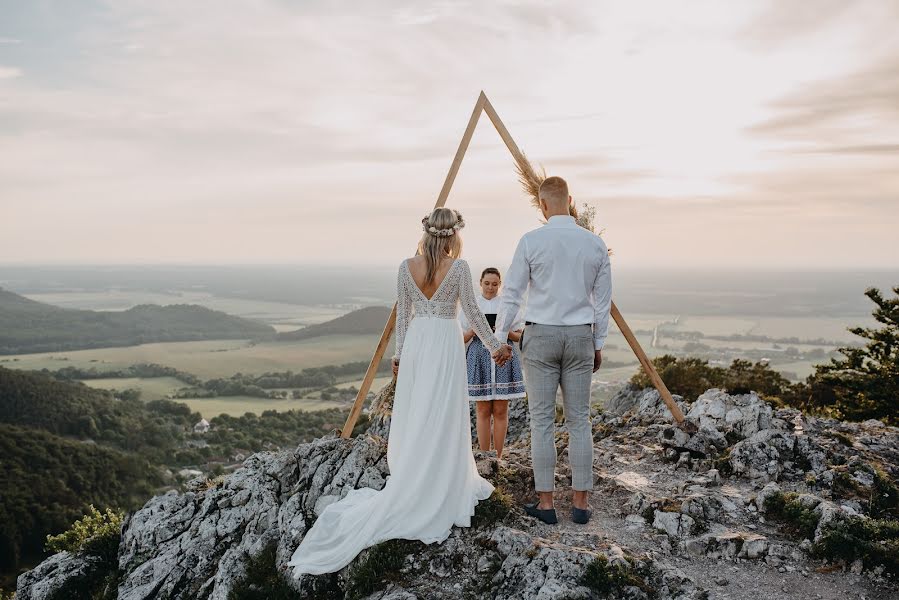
[422,210,465,237]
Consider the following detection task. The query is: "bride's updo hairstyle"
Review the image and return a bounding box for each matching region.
[418,207,465,286]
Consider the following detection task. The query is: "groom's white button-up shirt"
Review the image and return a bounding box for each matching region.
[495,215,612,350]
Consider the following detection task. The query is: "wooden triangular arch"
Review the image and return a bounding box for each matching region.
[341,91,687,438]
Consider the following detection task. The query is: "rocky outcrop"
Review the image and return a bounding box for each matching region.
[17,385,899,600]
[14,551,104,600]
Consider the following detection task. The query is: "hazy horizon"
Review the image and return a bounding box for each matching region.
[2,1,898,269]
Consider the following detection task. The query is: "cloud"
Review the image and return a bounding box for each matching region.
[800,144,899,156]
[749,52,899,140]
[0,65,22,78]
[0,0,897,267]
[738,0,854,47]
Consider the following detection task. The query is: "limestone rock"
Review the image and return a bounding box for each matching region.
[15,551,103,600]
[653,511,696,539]
[728,439,783,482]
[686,389,775,439]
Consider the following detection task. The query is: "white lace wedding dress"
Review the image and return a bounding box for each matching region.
[288,258,503,577]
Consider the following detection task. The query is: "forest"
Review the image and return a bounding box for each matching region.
[0,367,368,580]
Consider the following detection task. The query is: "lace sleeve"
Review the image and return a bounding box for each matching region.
[393,261,413,361]
[458,260,503,354]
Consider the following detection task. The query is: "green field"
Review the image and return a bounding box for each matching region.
[332,376,394,391]
[76,376,351,417]
[1,334,382,379]
[175,396,345,419]
[79,376,185,401]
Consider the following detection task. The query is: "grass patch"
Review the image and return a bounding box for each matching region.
[581,555,655,597]
[344,539,422,600]
[712,450,733,478]
[764,492,820,540]
[826,431,855,447]
[471,488,515,528]
[658,498,681,513]
[832,464,899,519]
[229,543,324,600]
[814,516,899,576]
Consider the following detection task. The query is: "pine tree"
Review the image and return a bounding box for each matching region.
[800,286,898,424]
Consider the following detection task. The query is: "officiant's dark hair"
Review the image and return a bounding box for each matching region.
[480,267,500,281]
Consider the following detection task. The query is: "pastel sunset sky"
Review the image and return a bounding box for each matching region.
[2,1,898,269]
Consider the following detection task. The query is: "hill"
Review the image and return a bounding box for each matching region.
[277,305,391,341]
[0,287,275,354]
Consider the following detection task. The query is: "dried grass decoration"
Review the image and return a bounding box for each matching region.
[514,152,609,249]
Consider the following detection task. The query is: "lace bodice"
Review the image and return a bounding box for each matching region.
[393,258,503,360]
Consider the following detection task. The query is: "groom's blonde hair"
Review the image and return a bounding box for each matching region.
[538,176,569,206]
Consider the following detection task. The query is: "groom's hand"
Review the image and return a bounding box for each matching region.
[593,350,602,373]
[492,344,512,366]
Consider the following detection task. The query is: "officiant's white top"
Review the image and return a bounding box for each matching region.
[458,293,524,333]
[495,215,612,350]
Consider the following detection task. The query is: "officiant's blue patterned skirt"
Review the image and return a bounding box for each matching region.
[466,337,526,401]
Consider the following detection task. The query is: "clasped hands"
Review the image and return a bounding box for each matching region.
[392,343,513,376]
[492,344,513,367]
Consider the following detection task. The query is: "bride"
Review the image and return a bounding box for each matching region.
[288,207,513,577]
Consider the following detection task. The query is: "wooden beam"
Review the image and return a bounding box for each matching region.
[341,91,486,437]
[435,92,486,208]
[481,93,527,162]
[340,304,397,437]
[610,301,687,424]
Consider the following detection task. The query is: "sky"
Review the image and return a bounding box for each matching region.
[1,0,898,270]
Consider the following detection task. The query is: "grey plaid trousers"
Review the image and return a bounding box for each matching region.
[520,323,594,492]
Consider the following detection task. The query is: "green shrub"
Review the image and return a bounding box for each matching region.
[581,555,652,596]
[41,506,124,600]
[763,493,820,540]
[630,355,791,403]
[814,516,899,576]
[45,505,123,565]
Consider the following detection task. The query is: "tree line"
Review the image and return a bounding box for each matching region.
[632,286,898,425]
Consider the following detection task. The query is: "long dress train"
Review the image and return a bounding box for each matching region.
[288,258,504,576]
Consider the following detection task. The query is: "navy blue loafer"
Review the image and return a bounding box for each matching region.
[571,506,592,524]
[524,503,558,525]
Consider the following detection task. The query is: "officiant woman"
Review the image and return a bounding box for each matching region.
[460,267,526,459]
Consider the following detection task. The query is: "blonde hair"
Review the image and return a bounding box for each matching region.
[417,208,463,285]
[538,176,569,207]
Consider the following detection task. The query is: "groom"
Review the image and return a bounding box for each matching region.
[495,176,612,525]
